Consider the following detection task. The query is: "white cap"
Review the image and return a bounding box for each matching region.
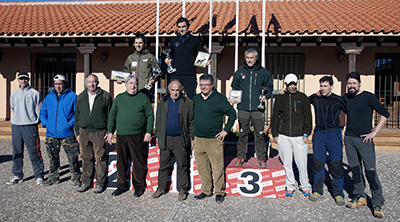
[54,74,66,81]
[284,73,298,84]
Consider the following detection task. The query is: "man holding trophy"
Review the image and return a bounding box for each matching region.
[231,48,273,168]
[123,33,162,100]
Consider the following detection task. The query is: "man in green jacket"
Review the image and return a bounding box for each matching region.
[123,33,162,100]
[271,73,312,199]
[192,74,237,203]
[152,80,195,201]
[105,74,154,197]
[74,74,112,194]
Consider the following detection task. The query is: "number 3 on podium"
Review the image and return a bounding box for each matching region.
[237,169,263,197]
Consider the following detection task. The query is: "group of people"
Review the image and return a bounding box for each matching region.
[6,17,388,219]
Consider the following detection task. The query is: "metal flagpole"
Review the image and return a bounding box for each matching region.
[154,0,160,114]
[262,0,266,67]
[208,0,212,74]
[233,0,239,132]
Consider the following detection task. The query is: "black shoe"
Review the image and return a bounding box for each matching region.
[194,192,212,200]
[112,188,127,196]
[43,178,60,187]
[134,189,144,197]
[215,195,225,203]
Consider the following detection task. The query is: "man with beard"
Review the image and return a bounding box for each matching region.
[231,48,273,168]
[343,72,389,219]
[271,73,312,199]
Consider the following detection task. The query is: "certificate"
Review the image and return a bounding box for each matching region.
[194,52,211,68]
[230,90,242,103]
[111,70,130,82]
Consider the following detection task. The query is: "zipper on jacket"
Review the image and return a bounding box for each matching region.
[249,71,253,110]
[254,72,258,86]
[289,93,292,137]
[55,95,60,138]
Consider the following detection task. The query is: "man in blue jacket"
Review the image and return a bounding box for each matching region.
[40,74,81,187]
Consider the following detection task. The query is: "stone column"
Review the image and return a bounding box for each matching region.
[341,46,364,73]
[77,46,97,78]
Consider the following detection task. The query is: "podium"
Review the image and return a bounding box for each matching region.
[105,142,286,198]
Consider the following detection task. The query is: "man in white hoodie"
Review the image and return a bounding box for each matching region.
[6,72,44,185]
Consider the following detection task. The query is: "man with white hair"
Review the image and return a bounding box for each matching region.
[106,74,154,197]
[271,73,312,199]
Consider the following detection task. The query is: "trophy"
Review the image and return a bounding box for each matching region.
[162,49,176,74]
[258,87,266,110]
[145,68,161,90]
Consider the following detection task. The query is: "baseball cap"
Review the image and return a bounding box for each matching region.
[17,72,29,79]
[284,73,298,84]
[54,74,66,81]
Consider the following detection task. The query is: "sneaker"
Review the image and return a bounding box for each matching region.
[234,158,245,167]
[335,196,345,206]
[36,178,44,185]
[151,189,165,198]
[309,192,323,202]
[346,195,367,209]
[257,159,267,168]
[77,183,90,192]
[178,189,187,201]
[373,205,384,218]
[43,178,60,187]
[6,176,23,185]
[286,190,294,199]
[303,190,311,199]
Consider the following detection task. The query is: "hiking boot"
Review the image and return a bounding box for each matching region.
[73,180,82,187]
[43,178,60,187]
[346,195,367,209]
[257,158,267,168]
[335,196,345,206]
[234,158,245,167]
[77,183,90,192]
[303,190,311,199]
[309,192,323,202]
[178,189,187,201]
[6,176,23,185]
[151,189,165,198]
[373,205,384,218]
[93,186,104,194]
[286,190,294,199]
[36,178,44,185]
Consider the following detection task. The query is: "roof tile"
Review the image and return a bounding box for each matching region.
[0,0,399,37]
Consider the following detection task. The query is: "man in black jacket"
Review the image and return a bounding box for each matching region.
[152,80,195,201]
[271,73,312,199]
[165,17,203,98]
[231,48,273,168]
[75,74,112,194]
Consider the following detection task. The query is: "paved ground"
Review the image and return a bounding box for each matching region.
[0,139,399,222]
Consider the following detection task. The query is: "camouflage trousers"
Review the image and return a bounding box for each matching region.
[45,136,81,182]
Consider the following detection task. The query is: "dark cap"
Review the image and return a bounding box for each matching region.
[17,72,29,79]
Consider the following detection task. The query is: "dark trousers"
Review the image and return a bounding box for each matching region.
[78,129,107,186]
[116,133,147,190]
[157,135,189,191]
[345,136,385,206]
[11,124,44,179]
[169,75,197,99]
[236,110,267,160]
[45,136,81,182]
[312,128,344,197]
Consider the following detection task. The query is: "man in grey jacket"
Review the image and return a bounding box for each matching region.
[6,72,44,185]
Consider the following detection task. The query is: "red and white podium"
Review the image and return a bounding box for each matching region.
[105,143,286,198]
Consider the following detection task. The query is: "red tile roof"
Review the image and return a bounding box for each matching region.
[0,0,399,37]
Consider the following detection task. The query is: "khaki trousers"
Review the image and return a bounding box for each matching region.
[194,136,225,195]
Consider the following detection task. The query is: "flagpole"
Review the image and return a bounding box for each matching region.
[235,0,239,71]
[262,0,266,67]
[154,0,160,115]
[208,0,212,74]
